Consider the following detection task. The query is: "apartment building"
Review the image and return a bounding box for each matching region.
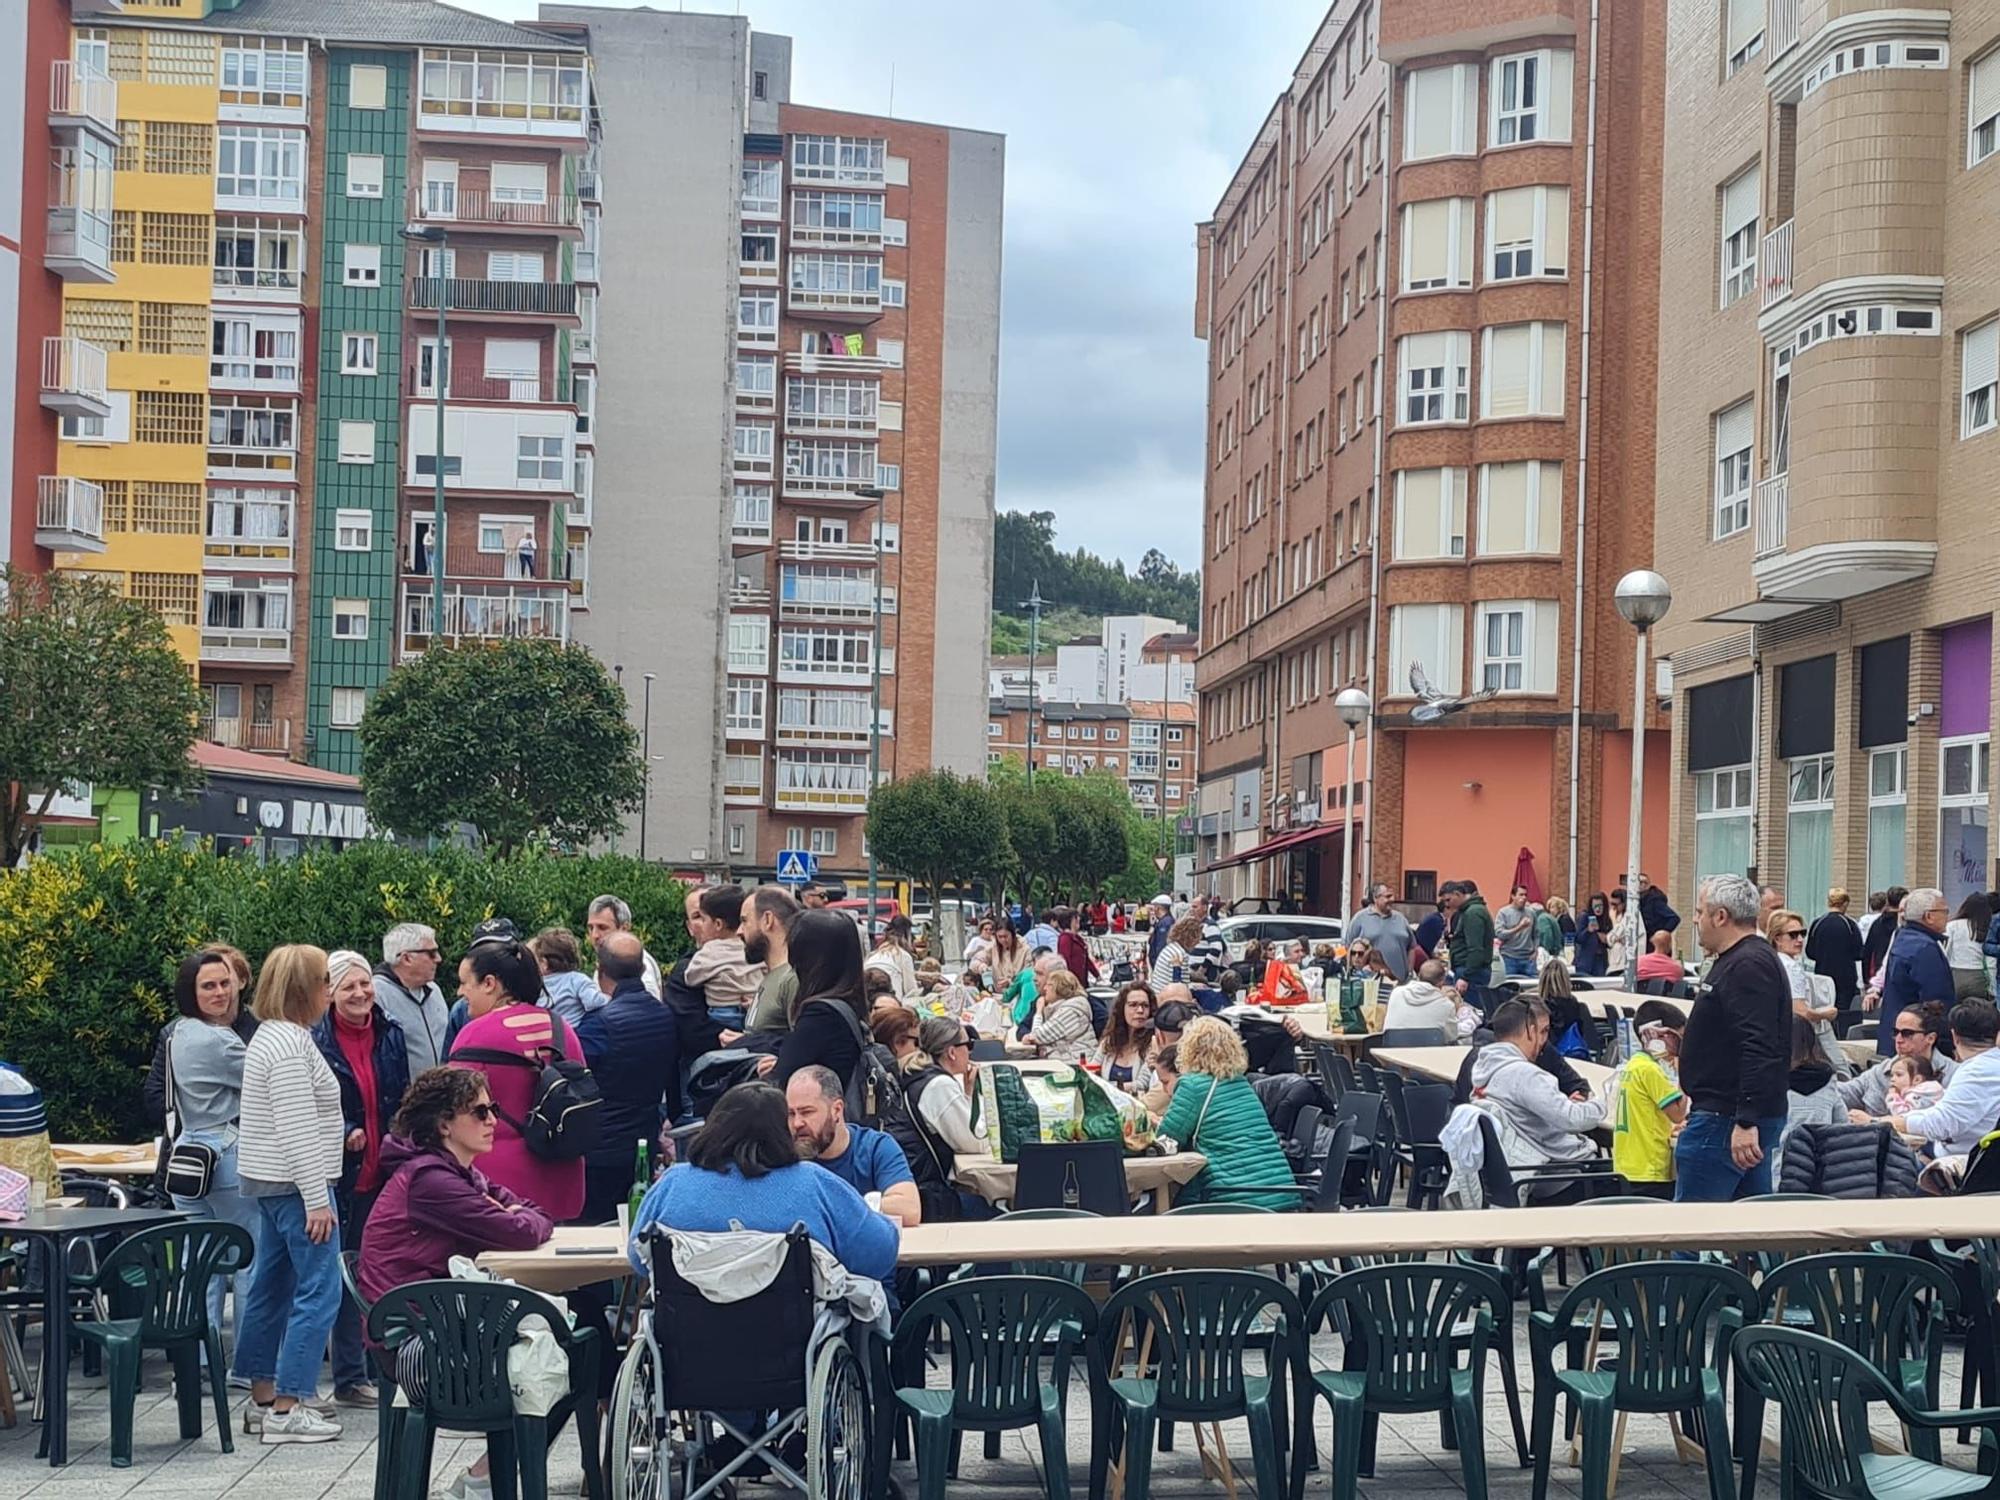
[986,696,1197,815]
[1195,0,1669,912]
[38,0,595,771]
[546,5,1002,885]
[1652,0,2000,918]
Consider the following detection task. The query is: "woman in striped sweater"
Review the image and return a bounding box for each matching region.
[231,944,347,1445]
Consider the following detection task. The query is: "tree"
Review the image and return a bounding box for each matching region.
[984,758,1133,905]
[990,509,1200,637]
[866,770,1008,907]
[0,566,203,866]
[360,639,644,854]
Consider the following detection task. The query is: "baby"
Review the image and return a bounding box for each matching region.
[1884,1054,1945,1116]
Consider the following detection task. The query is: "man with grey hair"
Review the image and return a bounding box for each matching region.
[1673,873,1792,1201]
[373,922,450,1079]
[1346,884,1415,980]
[585,893,661,999]
[1880,886,1953,1055]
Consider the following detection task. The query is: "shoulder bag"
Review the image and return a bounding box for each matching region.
[161,1021,220,1200]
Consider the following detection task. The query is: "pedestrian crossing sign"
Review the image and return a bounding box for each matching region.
[776,849,818,885]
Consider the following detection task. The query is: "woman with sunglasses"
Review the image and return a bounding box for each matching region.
[1766,906,1850,1078]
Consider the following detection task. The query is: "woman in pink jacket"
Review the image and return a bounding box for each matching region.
[446,935,586,1221]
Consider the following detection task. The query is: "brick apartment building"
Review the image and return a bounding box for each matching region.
[1652,0,2000,919]
[553,6,1002,883]
[1195,0,1670,913]
[987,695,1197,818]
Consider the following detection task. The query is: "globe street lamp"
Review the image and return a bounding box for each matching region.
[1334,687,1372,940]
[1614,570,1672,993]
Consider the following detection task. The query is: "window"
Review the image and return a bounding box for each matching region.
[1941,735,1991,913]
[209,311,301,386]
[728,614,770,672]
[337,420,375,464]
[349,64,387,110]
[341,332,376,375]
[1399,198,1474,291]
[1389,603,1464,696]
[1404,62,1476,159]
[1726,0,1765,73]
[334,509,372,551]
[882,279,906,307]
[882,217,907,246]
[329,687,366,729]
[216,125,304,208]
[486,250,545,283]
[1480,322,1566,419]
[876,463,901,491]
[1478,461,1562,555]
[1868,746,1908,898]
[728,822,746,856]
[1720,165,1760,307]
[726,677,767,736]
[805,827,836,856]
[1694,766,1755,898]
[1393,468,1468,560]
[415,49,587,128]
[724,754,763,800]
[214,218,302,293]
[1963,319,1998,437]
[1778,753,1836,909]
[345,153,383,198]
[1974,49,2000,166]
[1398,331,1471,425]
[1713,399,1753,538]
[878,338,904,367]
[331,598,369,640]
[1486,185,1569,280]
[415,338,451,396]
[1475,600,1557,694]
[490,162,547,204]
[343,244,381,286]
[517,435,565,484]
[741,159,782,214]
[1491,50,1573,145]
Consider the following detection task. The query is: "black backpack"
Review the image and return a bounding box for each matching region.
[456,1015,603,1161]
[806,996,904,1128]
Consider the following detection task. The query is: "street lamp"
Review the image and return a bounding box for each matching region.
[856,486,887,918]
[400,222,449,650]
[640,672,655,862]
[1614,569,1673,993]
[1334,688,1371,940]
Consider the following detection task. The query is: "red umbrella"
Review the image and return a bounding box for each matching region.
[1512,847,1544,906]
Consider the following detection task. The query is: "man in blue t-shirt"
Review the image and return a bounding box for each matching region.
[785,1066,919,1225]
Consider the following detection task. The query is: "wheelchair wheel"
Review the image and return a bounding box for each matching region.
[609,1330,665,1500]
[805,1336,869,1500]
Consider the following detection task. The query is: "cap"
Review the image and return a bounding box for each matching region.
[467,916,520,950]
[1150,894,1173,907]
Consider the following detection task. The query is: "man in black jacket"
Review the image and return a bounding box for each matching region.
[1805,887,1865,1029]
[1675,873,1791,1201]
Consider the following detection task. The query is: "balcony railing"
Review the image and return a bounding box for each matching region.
[728,580,773,608]
[39,335,109,416]
[413,187,581,231]
[733,448,775,481]
[35,475,105,552]
[1761,220,1793,310]
[576,167,601,202]
[781,466,878,501]
[407,369,555,404]
[200,626,293,665]
[410,278,578,317]
[49,61,117,137]
[779,539,877,564]
[783,350,890,376]
[205,530,294,570]
[1755,474,1788,560]
[786,286,882,318]
[788,223,885,252]
[740,256,779,285]
[46,202,113,282]
[773,781,870,813]
[401,586,568,654]
[775,721,871,749]
[201,716,291,753]
[785,404,878,437]
[1769,0,1800,60]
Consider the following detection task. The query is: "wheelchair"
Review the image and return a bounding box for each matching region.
[610,1225,875,1500]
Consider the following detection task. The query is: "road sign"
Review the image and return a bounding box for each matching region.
[775,849,818,886]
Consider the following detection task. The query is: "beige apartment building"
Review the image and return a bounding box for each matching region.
[1653,0,2000,921]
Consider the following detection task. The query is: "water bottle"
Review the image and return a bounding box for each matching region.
[1061,1161,1081,1210]
[1618,1014,1636,1067]
[626,1136,651,1227]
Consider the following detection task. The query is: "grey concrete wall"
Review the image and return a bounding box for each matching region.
[930,126,1005,778]
[542,5,744,865]
[748,30,791,130]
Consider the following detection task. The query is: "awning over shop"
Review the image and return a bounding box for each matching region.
[1197,821,1342,875]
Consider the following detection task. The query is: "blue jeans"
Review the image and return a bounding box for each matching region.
[170,1137,259,1357]
[231,1190,343,1399]
[1502,955,1539,979]
[1672,1112,1787,1202]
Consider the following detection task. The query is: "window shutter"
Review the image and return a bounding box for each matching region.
[1722,166,1760,237]
[1489,186,1534,245]
[1404,201,1451,286]
[1456,201,1475,286]
[1965,319,2000,395]
[1533,461,1562,549]
[1402,330,1444,381]
[1481,462,1531,552]
[1546,50,1575,141]
[1727,0,1765,55]
[1447,468,1468,553]
[1406,66,1457,158]
[490,162,547,200]
[1536,323,1566,415]
[1484,325,1531,417]
[1716,399,1753,459]
[1540,186,1570,272]
[1397,470,1443,558]
[1976,51,2000,123]
[484,338,538,377]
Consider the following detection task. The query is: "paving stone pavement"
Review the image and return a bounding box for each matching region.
[0,1337,1979,1498]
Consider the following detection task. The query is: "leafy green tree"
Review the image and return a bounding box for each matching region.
[990,510,1200,630]
[360,639,644,854]
[0,566,204,867]
[867,770,1008,907]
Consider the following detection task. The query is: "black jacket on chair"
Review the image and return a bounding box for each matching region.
[1777,1121,1923,1198]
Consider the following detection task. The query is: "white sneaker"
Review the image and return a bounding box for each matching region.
[243,1395,336,1432]
[260,1404,342,1445]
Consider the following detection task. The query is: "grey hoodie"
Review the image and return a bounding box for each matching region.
[1836,1049,1957,1116]
[372,963,450,1080]
[1382,981,1461,1040]
[1469,1040,1605,1166]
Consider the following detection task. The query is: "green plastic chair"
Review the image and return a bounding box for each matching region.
[366,1278,603,1500]
[1305,1260,1509,1500]
[1090,1269,1309,1500]
[1737,1252,1960,1499]
[889,1274,1100,1500]
[70,1219,253,1468]
[1731,1324,2000,1500]
[340,1249,407,1499]
[1528,1259,1758,1500]
[1930,1236,2000,1444]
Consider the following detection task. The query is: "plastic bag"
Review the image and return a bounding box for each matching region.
[974,1063,1082,1162]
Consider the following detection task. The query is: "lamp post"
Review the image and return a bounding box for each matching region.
[640,672,655,862]
[856,486,887,918]
[1334,688,1371,940]
[400,223,449,649]
[1614,570,1673,993]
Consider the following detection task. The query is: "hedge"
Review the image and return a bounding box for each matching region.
[0,841,690,1141]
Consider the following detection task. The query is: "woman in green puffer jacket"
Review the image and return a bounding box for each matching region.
[1156,1017,1298,1210]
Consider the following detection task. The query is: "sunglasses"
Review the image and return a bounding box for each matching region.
[466,1103,498,1122]
[1893,1027,1925,1038]
[1783,929,1806,940]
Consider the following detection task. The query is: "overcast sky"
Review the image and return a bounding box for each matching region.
[489,0,1326,571]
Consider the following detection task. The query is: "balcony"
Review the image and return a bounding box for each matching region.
[574,247,598,282]
[407,368,560,404]
[780,568,877,623]
[785,394,878,437]
[786,285,883,320]
[782,447,878,501]
[201,716,292,753]
[34,476,106,553]
[732,491,774,544]
[200,626,293,666]
[728,579,773,609]
[1761,220,1793,310]
[205,518,295,572]
[49,61,118,141]
[39,336,110,419]
[1769,0,1800,61]
[1749,470,1937,606]
[779,539,877,565]
[401,585,569,655]
[410,277,579,322]
[46,201,113,283]
[412,186,581,233]
[577,166,601,202]
[1754,474,1788,560]
[783,350,890,377]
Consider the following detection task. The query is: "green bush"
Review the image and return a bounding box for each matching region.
[0,842,690,1141]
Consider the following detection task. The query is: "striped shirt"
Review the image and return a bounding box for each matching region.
[237,1019,345,1210]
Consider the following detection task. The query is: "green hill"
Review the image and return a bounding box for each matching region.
[990,511,1199,643]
